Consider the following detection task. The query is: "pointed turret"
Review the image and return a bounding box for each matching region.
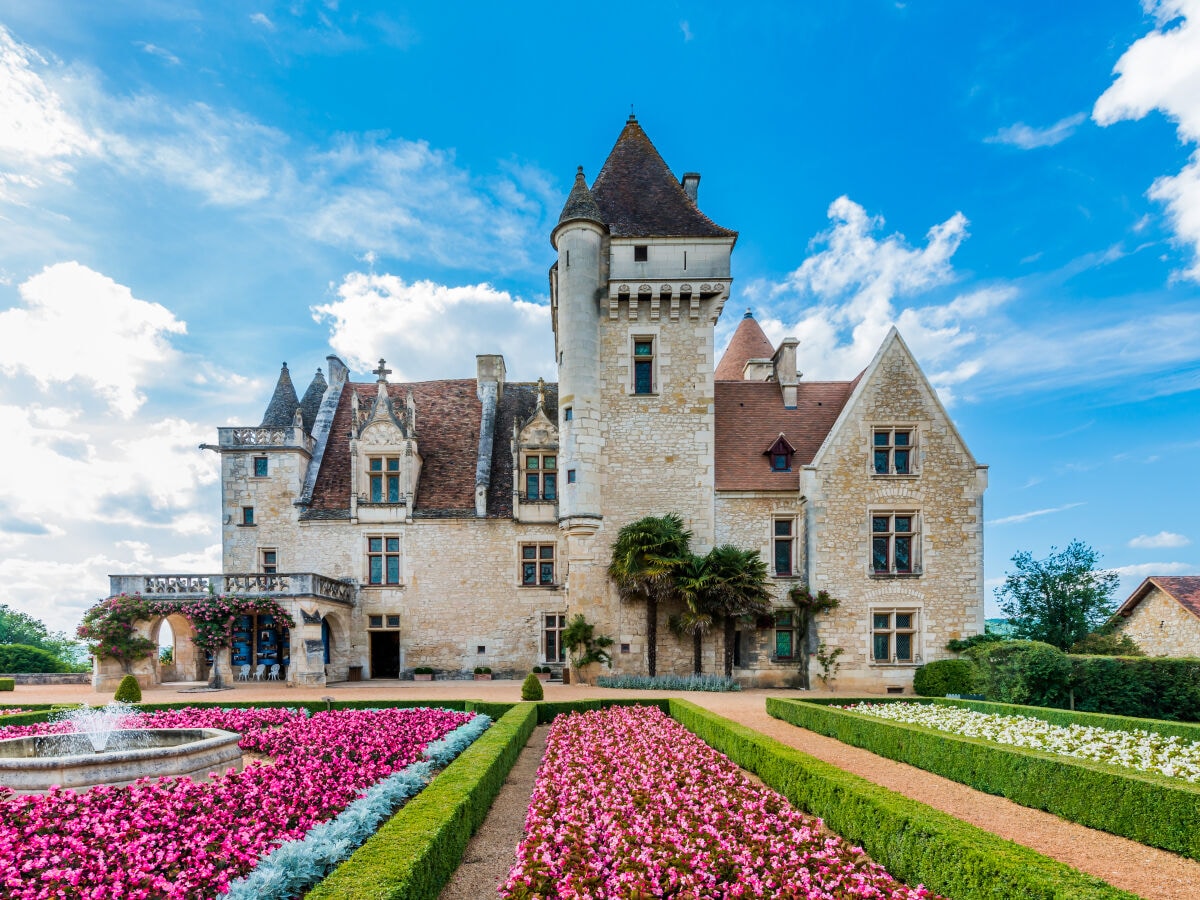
[298,368,327,434]
[590,115,737,239]
[261,362,300,427]
[716,310,776,380]
[553,167,605,244]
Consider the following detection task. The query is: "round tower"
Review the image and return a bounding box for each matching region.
[551,167,607,523]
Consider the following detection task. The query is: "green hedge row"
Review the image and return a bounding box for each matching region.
[534,697,670,724]
[671,699,1136,900]
[1069,655,1200,721]
[308,702,537,900]
[768,697,1200,861]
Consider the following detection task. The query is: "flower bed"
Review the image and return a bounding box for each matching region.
[0,705,473,898]
[842,702,1200,783]
[503,705,940,899]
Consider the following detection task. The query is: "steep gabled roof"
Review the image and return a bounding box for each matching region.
[1117,576,1200,621]
[716,311,776,380]
[261,363,299,427]
[714,380,856,491]
[590,116,736,239]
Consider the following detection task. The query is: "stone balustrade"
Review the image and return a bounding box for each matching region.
[107,573,356,605]
[217,425,315,454]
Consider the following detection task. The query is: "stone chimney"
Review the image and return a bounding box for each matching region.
[773,338,799,408]
[476,354,506,401]
[681,172,700,204]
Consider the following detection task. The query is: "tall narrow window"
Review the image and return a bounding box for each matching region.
[634,339,654,394]
[872,610,918,663]
[253,457,269,477]
[871,513,917,574]
[774,519,794,576]
[367,536,401,585]
[774,611,796,659]
[873,428,913,475]
[521,544,556,585]
[241,507,255,526]
[524,454,557,501]
[261,549,277,574]
[368,457,402,503]
[544,613,566,663]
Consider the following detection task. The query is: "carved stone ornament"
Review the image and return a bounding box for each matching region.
[300,608,323,625]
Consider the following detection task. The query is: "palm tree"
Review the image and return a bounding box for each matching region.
[672,553,717,675]
[608,514,691,677]
[705,544,773,677]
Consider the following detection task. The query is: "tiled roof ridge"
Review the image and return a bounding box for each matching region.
[1150,575,1200,619]
[590,116,737,239]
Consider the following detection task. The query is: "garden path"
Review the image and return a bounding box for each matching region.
[687,693,1200,900]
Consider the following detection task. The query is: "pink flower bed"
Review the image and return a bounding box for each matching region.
[0,705,472,898]
[503,706,941,899]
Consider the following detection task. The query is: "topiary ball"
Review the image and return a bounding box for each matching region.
[113,674,142,703]
[520,672,544,701]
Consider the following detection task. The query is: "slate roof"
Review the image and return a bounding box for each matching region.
[590,116,737,239]
[302,379,558,520]
[557,167,605,230]
[714,380,857,491]
[261,363,300,427]
[298,368,327,435]
[715,311,777,381]
[1117,576,1200,620]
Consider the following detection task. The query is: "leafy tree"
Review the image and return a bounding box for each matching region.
[561,614,614,668]
[994,541,1119,651]
[0,644,70,673]
[608,514,691,676]
[703,545,772,677]
[0,604,87,670]
[1070,631,1144,656]
[787,587,839,689]
[672,553,718,675]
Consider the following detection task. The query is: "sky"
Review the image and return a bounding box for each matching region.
[0,0,1198,635]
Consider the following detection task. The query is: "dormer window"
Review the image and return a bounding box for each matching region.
[763,434,796,473]
[525,454,557,501]
[368,456,401,503]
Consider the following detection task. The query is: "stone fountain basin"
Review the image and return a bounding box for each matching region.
[0,729,243,793]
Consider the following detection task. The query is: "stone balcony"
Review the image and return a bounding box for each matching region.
[216,425,315,454]
[108,573,356,605]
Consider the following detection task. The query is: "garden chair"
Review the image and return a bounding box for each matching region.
[236,664,250,681]
[268,664,280,680]
[253,663,265,681]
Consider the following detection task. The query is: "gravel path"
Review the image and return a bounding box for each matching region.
[438,725,547,900]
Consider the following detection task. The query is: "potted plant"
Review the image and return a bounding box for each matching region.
[563,614,614,686]
[533,665,551,682]
[413,666,434,681]
[473,666,493,681]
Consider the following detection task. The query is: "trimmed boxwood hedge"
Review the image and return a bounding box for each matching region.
[768,697,1200,861]
[307,702,537,900]
[672,699,1136,900]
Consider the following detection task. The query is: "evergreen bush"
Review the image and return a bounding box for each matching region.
[0,643,70,674]
[520,673,544,701]
[113,674,142,703]
[1070,656,1200,721]
[964,640,1071,708]
[0,678,13,691]
[912,659,980,697]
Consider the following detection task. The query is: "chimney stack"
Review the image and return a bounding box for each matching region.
[681,172,700,204]
[773,338,800,408]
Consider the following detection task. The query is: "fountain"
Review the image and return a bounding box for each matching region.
[0,702,242,793]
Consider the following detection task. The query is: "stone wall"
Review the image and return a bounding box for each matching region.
[3,673,90,685]
[1117,587,1200,656]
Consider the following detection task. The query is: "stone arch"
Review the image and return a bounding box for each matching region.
[149,613,203,683]
[320,611,351,680]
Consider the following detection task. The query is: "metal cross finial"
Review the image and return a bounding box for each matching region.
[536,376,546,408]
[373,359,392,383]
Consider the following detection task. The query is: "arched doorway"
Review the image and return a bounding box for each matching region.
[321,618,332,665]
[151,613,202,683]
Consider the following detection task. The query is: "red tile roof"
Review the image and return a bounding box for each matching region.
[590,117,736,239]
[714,380,856,491]
[1119,576,1200,620]
[715,313,776,381]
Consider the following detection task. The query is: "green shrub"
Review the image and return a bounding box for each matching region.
[767,697,1200,861]
[0,678,13,691]
[912,659,980,697]
[675,699,1135,900]
[520,672,543,701]
[309,703,537,900]
[413,666,434,675]
[0,643,69,674]
[1070,632,1144,656]
[596,673,741,692]
[472,666,491,675]
[965,640,1072,707]
[113,674,142,703]
[1070,655,1200,721]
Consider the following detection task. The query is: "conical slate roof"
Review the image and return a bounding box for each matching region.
[298,368,328,434]
[557,166,605,228]
[590,116,736,239]
[715,310,776,380]
[261,362,300,426]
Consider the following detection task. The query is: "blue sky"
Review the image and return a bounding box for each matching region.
[0,0,1198,634]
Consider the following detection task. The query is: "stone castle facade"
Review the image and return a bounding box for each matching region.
[106,117,987,692]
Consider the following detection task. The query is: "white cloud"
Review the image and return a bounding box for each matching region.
[1094,0,1200,280]
[134,42,180,66]
[680,20,694,41]
[250,12,276,31]
[986,502,1085,526]
[1107,561,1199,580]
[0,24,99,189]
[312,272,554,382]
[0,262,186,417]
[986,113,1086,149]
[1129,530,1191,549]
